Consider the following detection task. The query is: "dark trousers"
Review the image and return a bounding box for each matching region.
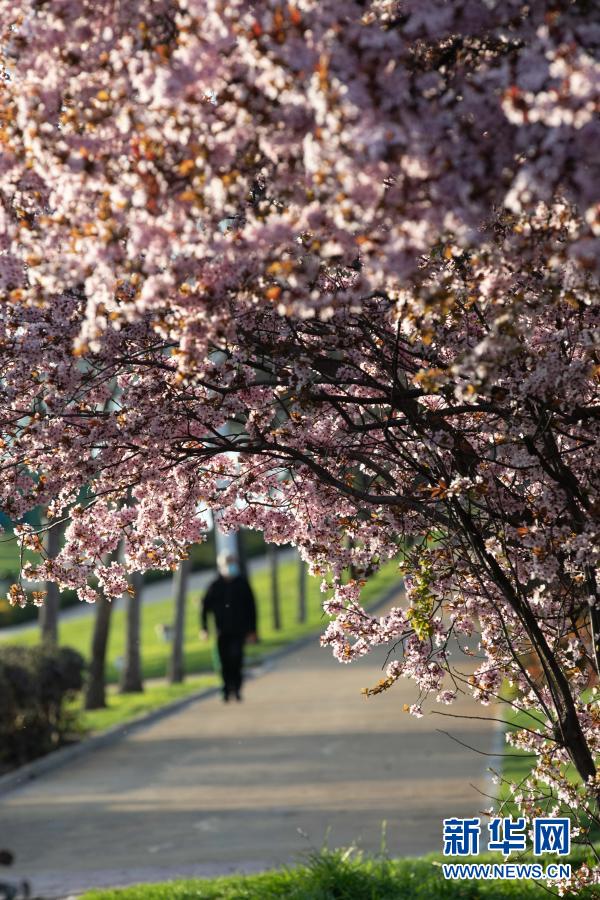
[217,633,245,697]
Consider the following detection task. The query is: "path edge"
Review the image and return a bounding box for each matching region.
[0,580,404,798]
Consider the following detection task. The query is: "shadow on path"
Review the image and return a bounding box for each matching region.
[0,590,498,897]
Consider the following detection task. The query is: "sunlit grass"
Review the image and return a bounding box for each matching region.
[2,558,402,684]
[80,847,600,899]
[498,700,600,844]
[67,676,219,734]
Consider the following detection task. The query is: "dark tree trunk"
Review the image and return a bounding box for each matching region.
[84,594,113,710]
[269,544,281,631]
[297,555,307,624]
[168,558,190,684]
[455,500,599,793]
[120,571,144,693]
[39,520,61,645]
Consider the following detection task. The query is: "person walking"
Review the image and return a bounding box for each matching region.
[200,552,258,702]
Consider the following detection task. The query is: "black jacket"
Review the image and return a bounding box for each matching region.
[201,574,257,636]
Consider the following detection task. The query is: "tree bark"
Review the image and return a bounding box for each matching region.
[454,499,598,790]
[297,555,307,624]
[39,520,61,645]
[120,570,144,693]
[84,594,113,710]
[269,544,281,631]
[168,558,190,684]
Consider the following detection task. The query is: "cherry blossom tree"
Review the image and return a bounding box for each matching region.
[0,0,599,883]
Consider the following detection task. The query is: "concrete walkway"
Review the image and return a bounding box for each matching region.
[0,598,498,898]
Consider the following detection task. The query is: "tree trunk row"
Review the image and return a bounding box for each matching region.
[168,558,190,684]
[39,520,61,645]
[46,531,309,710]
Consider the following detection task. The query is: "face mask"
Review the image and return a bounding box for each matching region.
[226,562,240,577]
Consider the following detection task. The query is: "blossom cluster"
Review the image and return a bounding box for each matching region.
[0,0,599,880]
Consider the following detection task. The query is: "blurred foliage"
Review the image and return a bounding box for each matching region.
[0,644,85,770]
[0,529,268,629]
[81,847,600,899]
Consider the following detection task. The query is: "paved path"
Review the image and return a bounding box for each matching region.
[0,597,498,898]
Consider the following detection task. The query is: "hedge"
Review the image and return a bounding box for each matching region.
[0,643,85,771]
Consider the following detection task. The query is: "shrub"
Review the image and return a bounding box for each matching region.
[0,644,85,770]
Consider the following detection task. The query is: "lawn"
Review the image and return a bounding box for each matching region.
[0,533,26,577]
[0,529,269,628]
[0,528,266,581]
[496,699,600,846]
[69,675,219,734]
[80,848,599,899]
[495,702,545,808]
[2,557,402,684]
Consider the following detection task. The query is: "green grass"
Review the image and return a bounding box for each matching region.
[67,676,219,734]
[498,701,600,846]
[0,528,267,583]
[2,558,401,684]
[0,530,33,577]
[80,848,599,899]
[0,530,269,628]
[496,703,544,807]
